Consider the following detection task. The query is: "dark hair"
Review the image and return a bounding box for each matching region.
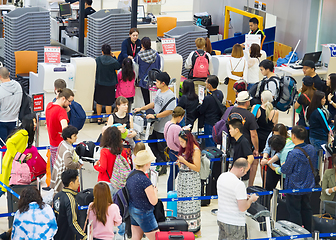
[62,125,78,140]
[101,44,111,55]
[207,75,219,89]
[205,37,212,54]
[18,187,44,213]
[228,119,243,133]
[233,158,248,168]
[91,182,112,226]
[269,135,286,153]
[249,17,259,25]
[121,58,135,82]
[85,0,92,5]
[141,37,151,50]
[250,43,261,58]
[58,88,74,99]
[129,28,139,35]
[178,130,199,163]
[114,96,128,113]
[291,125,308,140]
[100,126,123,155]
[272,123,289,138]
[328,73,336,93]
[61,169,78,188]
[301,84,316,106]
[54,79,67,90]
[172,106,185,118]
[7,113,36,148]
[306,90,325,120]
[259,59,274,72]
[182,79,198,101]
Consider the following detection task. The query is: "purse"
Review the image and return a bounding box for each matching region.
[9,153,32,185]
[24,146,47,182]
[312,201,336,235]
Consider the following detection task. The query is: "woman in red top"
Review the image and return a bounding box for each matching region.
[94,126,128,196]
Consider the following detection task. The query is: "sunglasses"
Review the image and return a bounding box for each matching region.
[178,130,190,140]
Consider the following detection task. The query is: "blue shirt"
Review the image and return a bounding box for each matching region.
[127,170,153,211]
[282,143,316,195]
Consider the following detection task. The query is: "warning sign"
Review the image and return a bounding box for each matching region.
[162,38,177,54]
[44,46,61,63]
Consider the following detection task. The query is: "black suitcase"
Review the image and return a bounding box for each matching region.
[276,195,289,221]
[247,201,272,232]
[247,186,271,210]
[158,216,188,232]
[76,188,94,230]
[203,147,223,196]
[200,178,211,206]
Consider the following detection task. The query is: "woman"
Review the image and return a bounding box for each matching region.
[94,44,121,124]
[321,154,336,202]
[185,37,213,79]
[164,106,186,192]
[11,187,57,240]
[294,76,316,127]
[306,90,330,159]
[177,130,201,237]
[326,73,336,121]
[261,124,293,191]
[118,28,141,64]
[94,126,128,196]
[246,43,262,90]
[252,90,279,152]
[127,150,158,240]
[116,58,136,112]
[205,37,216,55]
[134,37,161,105]
[177,80,199,129]
[226,44,248,107]
[0,114,36,197]
[88,182,122,240]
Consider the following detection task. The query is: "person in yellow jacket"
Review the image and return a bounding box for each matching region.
[0,114,36,196]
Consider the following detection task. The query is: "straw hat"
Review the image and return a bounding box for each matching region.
[236,91,252,102]
[134,150,155,166]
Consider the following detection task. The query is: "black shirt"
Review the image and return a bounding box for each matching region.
[249,28,265,39]
[312,74,325,92]
[233,135,253,180]
[178,94,199,127]
[198,89,224,126]
[84,6,96,18]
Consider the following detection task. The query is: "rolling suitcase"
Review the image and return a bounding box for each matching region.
[155,231,195,240]
[158,217,188,232]
[272,220,312,240]
[200,178,211,206]
[247,186,271,210]
[246,201,273,239]
[76,188,94,230]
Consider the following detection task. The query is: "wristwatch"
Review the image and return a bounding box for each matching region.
[154,114,158,119]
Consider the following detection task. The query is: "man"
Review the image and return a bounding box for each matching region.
[302,60,325,92]
[228,119,254,186]
[247,17,265,39]
[134,72,175,175]
[0,67,22,146]
[258,59,280,101]
[46,88,74,173]
[53,169,87,240]
[228,91,259,186]
[217,158,259,240]
[281,125,317,231]
[198,75,224,147]
[50,126,82,193]
[84,0,96,18]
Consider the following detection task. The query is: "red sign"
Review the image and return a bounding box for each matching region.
[162,38,177,54]
[33,94,44,112]
[44,46,61,63]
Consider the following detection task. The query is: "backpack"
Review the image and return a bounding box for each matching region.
[193,51,209,78]
[19,89,32,121]
[276,76,297,112]
[249,76,280,105]
[68,101,86,131]
[144,68,161,88]
[212,106,234,144]
[109,154,132,190]
[75,141,96,158]
[9,153,32,185]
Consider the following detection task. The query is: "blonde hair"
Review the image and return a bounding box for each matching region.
[231,44,244,58]
[172,106,185,118]
[261,90,274,122]
[195,38,206,49]
[134,142,145,156]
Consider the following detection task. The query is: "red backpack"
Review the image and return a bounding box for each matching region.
[193,51,209,78]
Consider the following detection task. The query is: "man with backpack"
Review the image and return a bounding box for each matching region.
[0,67,22,146]
[185,37,213,79]
[198,75,224,147]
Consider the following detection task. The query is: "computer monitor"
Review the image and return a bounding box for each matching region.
[137,5,145,19]
[301,51,322,65]
[59,3,72,18]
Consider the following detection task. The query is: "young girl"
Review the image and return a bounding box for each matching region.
[88,182,122,240]
[116,58,136,113]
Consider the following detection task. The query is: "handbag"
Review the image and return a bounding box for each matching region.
[9,153,32,185]
[24,146,47,182]
[295,146,320,185]
[312,201,336,235]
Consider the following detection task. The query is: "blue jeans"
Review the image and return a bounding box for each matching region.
[0,121,16,147]
[167,150,179,192]
[309,137,326,169]
[204,123,216,147]
[129,204,158,233]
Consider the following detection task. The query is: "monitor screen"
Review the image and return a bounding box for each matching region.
[301,51,322,65]
[137,5,145,19]
[59,3,72,17]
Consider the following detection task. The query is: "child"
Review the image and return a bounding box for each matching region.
[228,118,254,186]
[116,58,136,113]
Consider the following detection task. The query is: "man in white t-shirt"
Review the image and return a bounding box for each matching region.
[259,59,280,100]
[217,158,259,240]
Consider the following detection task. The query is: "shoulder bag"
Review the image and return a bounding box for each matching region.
[294,146,320,185]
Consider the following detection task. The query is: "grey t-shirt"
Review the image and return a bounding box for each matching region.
[153,89,176,133]
[0,80,22,122]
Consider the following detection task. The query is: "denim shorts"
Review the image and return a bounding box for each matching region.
[129,204,158,233]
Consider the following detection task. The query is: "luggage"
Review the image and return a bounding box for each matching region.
[200,178,211,206]
[155,231,195,240]
[312,200,336,239]
[276,195,289,221]
[75,188,94,230]
[158,217,189,232]
[167,162,177,217]
[24,146,47,182]
[247,186,271,210]
[246,201,273,238]
[272,220,312,239]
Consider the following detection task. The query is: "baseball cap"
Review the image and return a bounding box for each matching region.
[302,76,314,87]
[302,60,315,69]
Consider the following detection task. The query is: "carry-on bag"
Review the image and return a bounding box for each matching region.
[158,216,188,232]
[76,188,94,230]
[272,220,312,239]
[155,230,195,240]
[24,146,47,182]
[247,186,271,210]
[312,200,336,239]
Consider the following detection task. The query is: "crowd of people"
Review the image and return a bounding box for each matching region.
[0,17,336,240]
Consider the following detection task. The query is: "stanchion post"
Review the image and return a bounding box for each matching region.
[270,188,278,221]
[35,113,40,147]
[292,100,296,128]
[313,230,319,240]
[318,149,323,180]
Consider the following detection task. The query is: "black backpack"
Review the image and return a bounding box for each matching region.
[19,86,32,121]
[249,76,280,106]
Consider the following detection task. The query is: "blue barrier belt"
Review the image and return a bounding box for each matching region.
[0,181,20,199]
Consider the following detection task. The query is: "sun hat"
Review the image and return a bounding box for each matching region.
[236,91,252,102]
[134,150,155,166]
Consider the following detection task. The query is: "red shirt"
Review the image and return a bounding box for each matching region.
[45,102,69,147]
[94,148,129,182]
